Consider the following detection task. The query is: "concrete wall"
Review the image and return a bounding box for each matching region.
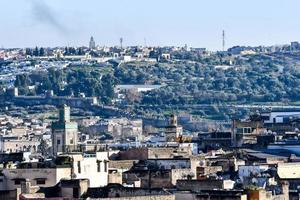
[277,162,300,179]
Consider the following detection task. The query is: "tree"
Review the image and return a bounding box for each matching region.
[39,47,45,57]
[25,48,33,56]
[33,46,39,56]
[38,139,49,157]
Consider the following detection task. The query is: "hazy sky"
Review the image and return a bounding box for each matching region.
[0,0,300,50]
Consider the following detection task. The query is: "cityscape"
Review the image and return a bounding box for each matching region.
[1,1,300,200]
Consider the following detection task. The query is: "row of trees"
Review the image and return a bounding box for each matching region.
[112,54,300,105]
[15,67,117,104]
[25,47,45,57]
[14,52,300,106]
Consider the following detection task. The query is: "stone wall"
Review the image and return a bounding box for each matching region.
[90,194,175,200]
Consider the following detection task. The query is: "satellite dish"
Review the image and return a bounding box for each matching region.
[199,160,205,167]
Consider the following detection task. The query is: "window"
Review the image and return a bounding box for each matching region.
[14,180,21,185]
[243,127,252,134]
[97,160,101,172]
[70,138,74,144]
[77,161,81,173]
[36,179,46,185]
[57,139,61,145]
[104,161,108,172]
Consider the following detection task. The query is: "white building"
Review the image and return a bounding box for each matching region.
[261,111,300,124]
[115,84,162,93]
[66,152,109,187]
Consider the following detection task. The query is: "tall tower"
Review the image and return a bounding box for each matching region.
[120,37,123,49]
[52,105,78,155]
[222,30,225,51]
[165,114,183,142]
[89,36,96,49]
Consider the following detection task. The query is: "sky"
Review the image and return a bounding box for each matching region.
[0,0,300,50]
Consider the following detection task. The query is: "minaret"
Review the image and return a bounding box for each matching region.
[165,114,183,142]
[89,36,96,49]
[52,105,78,155]
[59,104,70,122]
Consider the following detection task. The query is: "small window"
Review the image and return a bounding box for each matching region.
[70,139,73,144]
[14,180,21,185]
[77,161,81,173]
[36,179,45,185]
[57,139,61,145]
[104,161,108,172]
[97,160,101,172]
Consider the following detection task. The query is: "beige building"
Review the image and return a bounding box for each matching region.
[0,135,39,153]
[107,118,143,139]
[0,164,71,191]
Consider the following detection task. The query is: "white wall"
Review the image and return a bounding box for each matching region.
[263,112,300,124]
[71,152,108,187]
